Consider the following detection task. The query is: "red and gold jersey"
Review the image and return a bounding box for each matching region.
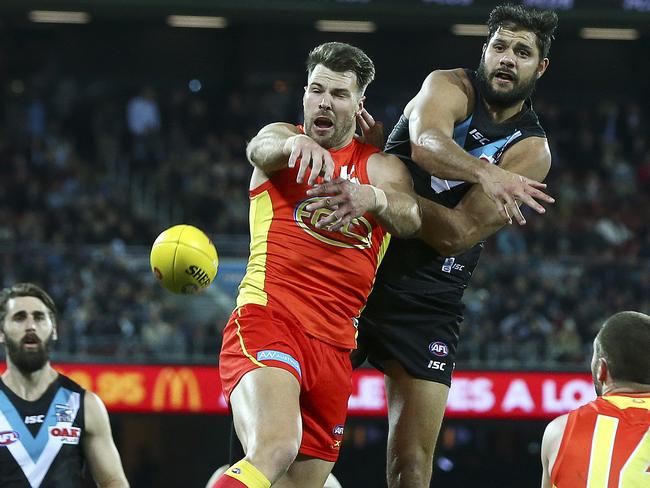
[551,393,650,488]
[236,136,390,350]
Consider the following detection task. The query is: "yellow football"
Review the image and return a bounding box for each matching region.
[150,224,219,294]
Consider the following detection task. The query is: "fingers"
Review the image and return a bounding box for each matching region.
[305,194,346,212]
[526,186,555,203]
[316,210,351,232]
[519,193,546,214]
[357,109,375,131]
[307,152,324,186]
[296,149,312,184]
[322,152,335,182]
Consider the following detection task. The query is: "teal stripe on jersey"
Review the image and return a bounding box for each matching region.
[0,387,73,463]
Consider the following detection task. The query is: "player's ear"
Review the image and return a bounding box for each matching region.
[357,96,366,114]
[597,358,608,383]
[537,58,550,79]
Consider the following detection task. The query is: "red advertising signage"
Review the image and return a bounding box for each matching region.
[0,364,596,419]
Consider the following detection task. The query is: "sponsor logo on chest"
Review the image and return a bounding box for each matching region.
[49,426,82,445]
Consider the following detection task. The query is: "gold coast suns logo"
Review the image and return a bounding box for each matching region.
[294,197,373,249]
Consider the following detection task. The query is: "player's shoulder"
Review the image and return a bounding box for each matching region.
[423,68,472,94]
[542,412,569,453]
[56,373,87,393]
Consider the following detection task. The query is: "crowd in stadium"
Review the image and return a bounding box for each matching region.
[1,76,649,366]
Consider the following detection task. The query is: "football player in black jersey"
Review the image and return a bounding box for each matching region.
[0,283,129,487]
[309,4,559,487]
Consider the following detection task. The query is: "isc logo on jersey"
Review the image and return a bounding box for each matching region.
[294,197,373,249]
[49,426,81,444]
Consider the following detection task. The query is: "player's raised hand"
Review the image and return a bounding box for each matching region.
[354,108,384,150]
[285,134,335,185]
[306,178,376,232]
[478,164,554,225]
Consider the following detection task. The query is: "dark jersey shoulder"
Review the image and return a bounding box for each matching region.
[365,69,546,316]
[0,373,87,487]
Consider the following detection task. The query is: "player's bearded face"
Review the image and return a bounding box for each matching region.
[304,65,362,149]
[4,330,54,373]
[477,28,542,108]
[477,55,538,107]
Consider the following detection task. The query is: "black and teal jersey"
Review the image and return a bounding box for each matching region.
[363,69,546,322]
[0,374,86,487]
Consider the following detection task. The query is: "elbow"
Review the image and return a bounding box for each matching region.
[391,204,422,239]
[425,229,471,256]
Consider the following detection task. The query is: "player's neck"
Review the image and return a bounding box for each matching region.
[482,98,525,124]
[1,362,58,401]
[602,382,650,396]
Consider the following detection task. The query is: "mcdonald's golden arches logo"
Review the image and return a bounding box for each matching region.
[152,367,202,411]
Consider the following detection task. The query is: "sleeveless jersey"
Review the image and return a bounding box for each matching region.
[363,69,546,319]
[0,374,86,488]
[551,393,650,488]
[237,134,390,349]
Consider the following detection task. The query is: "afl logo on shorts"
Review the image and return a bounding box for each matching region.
[429,341,449,357]
[332,424,345,437]
[294,197,373,249]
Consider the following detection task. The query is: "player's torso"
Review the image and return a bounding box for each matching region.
[551,394,650,488]
[373,68,546,299]
[237,138,389,349]
[0,375,86,488]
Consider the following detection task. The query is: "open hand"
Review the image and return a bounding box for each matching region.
[286,134,335,185]
[305,178,376,232]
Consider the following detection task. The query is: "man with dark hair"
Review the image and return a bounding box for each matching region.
[212,42,421,488]
[541,311,650,487]
[0,283,129,487]
[309,4,559,487]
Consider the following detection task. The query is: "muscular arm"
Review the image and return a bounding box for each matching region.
[366,152,422,237]
[418,136,551,255]
[305,153,421,238]
[541,414,568,488]
[407,70,483,182]
[246,122,300,172]
[406,69,552,222]
[82,392,130,488]
[246,122,335,185]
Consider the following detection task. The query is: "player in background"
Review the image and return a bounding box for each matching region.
[212,42,421,488]
[541,311,650,488]
[0,283,129,487]
[309,4,558,487]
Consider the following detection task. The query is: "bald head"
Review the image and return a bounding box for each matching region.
[594,311,650,385]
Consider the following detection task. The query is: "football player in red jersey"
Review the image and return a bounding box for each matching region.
[541,311,650,488]
[212,43,421,488]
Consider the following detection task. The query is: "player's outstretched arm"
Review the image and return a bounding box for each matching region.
[418,137,551,255]
[246,122,335,184]
[82,392,130,488]
[540,414,568,488]
[306,153,421,237]
[407,69,553,223]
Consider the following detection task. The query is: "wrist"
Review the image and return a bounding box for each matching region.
[282,135,298,156]
[370,185,388,215]
[475,160,494,185]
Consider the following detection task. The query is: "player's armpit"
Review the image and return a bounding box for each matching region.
[418,136,552,255]
[82,392,130,488]
[366,152,421,238]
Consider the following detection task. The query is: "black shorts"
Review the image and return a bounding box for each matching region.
[354,288,463,387]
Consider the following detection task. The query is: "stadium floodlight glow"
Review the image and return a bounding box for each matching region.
[167,15,228,29]
[28,10,90,24]
[315,20,377,33]
[451,24,489,36]
[580,28,639,40]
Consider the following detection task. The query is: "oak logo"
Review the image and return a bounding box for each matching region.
[294,197,373,249]
[49,426,81,444]
[152,367,202,411]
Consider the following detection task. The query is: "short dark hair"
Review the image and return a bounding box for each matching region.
[0,283,58,330]
[306,42,375,94]
[597,311,650,385]
[487,4,558,59]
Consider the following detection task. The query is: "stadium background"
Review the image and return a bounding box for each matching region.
[1,0,649,486]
